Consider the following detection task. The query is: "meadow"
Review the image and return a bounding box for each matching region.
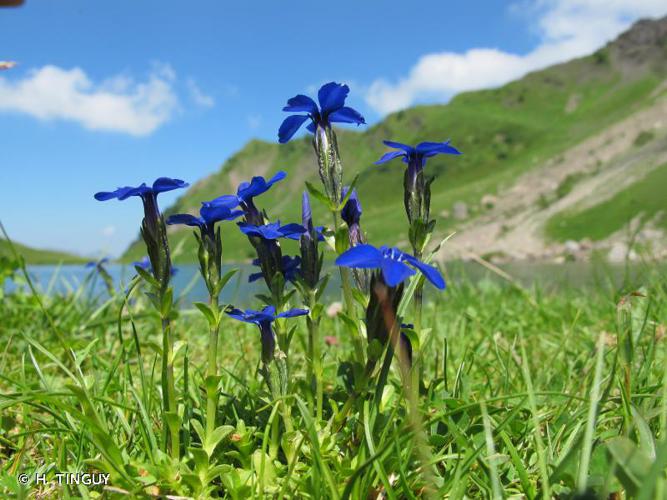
[1,252,666,498]
[2,80,666,500]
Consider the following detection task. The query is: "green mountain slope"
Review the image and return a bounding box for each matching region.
[0,239,88,265]
[124,16,667,263]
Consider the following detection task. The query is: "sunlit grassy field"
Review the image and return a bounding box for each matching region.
[1,258,666,498]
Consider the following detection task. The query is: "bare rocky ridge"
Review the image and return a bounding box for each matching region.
[441,98,667,263]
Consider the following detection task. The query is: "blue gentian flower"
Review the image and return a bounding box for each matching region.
[248,255,301,284]
[95,177,188,226]
[374,141,461,170]
[94,177,188,201]
[133,257,177,276]
[95,177,188,286]
[238,221,306,240]
[297,192,323,289]
[167,204,243,237]
[226,305,308,363]
[278,82,365,143]
[133,256,151,271]
[341,187,362,227]
[335,244,445,289]
[210,171,287,224]
[85,257,109,269]
[341,186,365,249]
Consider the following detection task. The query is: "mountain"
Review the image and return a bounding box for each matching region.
[124,16,667,264]
[0,239,88,265]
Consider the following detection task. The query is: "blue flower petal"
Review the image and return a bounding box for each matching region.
[167,214,203,227]
[416,141,462,156]
[381,258,415,286]
[306,121,317,133]
[119,184,152,200]
[277,308,309,319]
[200,204,243,224]
[238,221,286,240]
[278,223,307,239]
[374,150,405,165]
[318,82,349,115]
[383,140,414,153]
[208,194,240,209]
[335,244,384,268]
[341,187,362,226]
[405,256,446,290]
[278,114,310,143]
[248,272,263,283]
[261,305,277,317]
[328,106,365,125]
[283,94,318,114]
[152,177,189,194]
[225,307,248,322]
[94,189,124,201]
[267,170,287,186]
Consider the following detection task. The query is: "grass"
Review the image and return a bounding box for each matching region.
[1,256,667,497]
[545,161,667,242]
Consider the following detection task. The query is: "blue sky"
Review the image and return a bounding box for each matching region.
[1,0,665,257]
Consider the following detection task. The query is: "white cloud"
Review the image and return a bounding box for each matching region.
[101,225,116,238]
[366,0,667,114]
[246,113,262,130]
[0,63,179,135]
[187,78,215,108]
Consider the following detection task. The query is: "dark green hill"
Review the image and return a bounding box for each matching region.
[123,16,667,263]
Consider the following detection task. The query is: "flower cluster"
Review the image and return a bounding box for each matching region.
[93,80,457,463]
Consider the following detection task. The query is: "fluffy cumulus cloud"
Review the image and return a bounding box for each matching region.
[0,63,179,136]
[366,0,667,114]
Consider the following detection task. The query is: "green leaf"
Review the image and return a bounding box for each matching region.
[191,419,206,444]
[194,302,217,327]
[607,436,652,496]
[204,425,234,457]
[334,226,349,255]
[135,265,159,288]
[164,411,180,436]
[189,446,209,470]
[338,312,359,337]
[216,268,239,295]
[306,181,335,210]
[161,287,174,317]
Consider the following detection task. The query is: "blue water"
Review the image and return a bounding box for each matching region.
[4,260,662,307]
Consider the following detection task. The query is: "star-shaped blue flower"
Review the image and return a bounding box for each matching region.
[226,305,309,326]
[278,82,366,143]
[85,257,109,269]
[167,204,243,236]
[248,255,301,283]
[226,305,308,363]
[238,221,306,240]
[374,141,461,170]
[94,177,188,202]
[335,244,445,289]
[209,171,287,212]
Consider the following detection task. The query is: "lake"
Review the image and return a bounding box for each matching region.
[4,259,663,308]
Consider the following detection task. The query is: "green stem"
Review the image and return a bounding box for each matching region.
[161,316,180,459]
[308,291,323,421]
[205,300,220,439]
[332,211,365,363]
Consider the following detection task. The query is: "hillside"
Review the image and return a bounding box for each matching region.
[124,16,667,264]
[0,239,88,265]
